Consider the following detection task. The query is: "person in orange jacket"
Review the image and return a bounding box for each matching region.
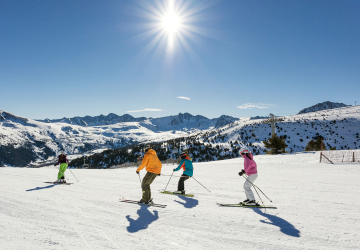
[136,147,162,205]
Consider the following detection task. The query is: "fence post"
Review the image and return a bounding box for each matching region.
[353,152,355,162]
[320,152,322,163]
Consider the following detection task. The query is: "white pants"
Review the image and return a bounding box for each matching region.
[243,174,258,201]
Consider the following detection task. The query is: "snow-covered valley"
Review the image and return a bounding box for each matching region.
[1,152,359,249]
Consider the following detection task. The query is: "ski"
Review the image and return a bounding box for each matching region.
[217,203,277,209]
[44,182,73,185]
[160,190,194,197]
[119,198,167,208]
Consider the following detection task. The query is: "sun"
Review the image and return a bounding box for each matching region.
[161,10,181,34]
[131,0,215,56]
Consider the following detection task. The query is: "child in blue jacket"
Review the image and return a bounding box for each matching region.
[173,152,193,194]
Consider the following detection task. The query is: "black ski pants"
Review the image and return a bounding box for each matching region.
[141,172,157,202]
[177,174,190,191]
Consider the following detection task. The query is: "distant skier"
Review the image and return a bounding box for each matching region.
[239,149,259,206]
[173,152,193,195]
[54,153,69,183]
[136,147,162,205]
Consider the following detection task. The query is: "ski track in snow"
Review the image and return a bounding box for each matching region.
[0,152,360,249]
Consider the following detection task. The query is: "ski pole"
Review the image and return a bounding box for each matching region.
[192,177,211,193]
[163,171,174,191]
[69,168,79,182]
[242,175,272,202]
[243,176,264,205]
[137,172,142,185]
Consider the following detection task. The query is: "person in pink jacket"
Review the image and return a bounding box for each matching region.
[239,149,259,206]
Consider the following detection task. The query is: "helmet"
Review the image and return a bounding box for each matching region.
[240,149,250,155]
[180,152,186,156]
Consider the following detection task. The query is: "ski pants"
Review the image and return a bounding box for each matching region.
[177,174,190,191]
[141,172,157,202]
[243,174,257,201]
[57,163,68,180]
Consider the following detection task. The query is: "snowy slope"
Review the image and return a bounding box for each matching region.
[0,152,359,249]
[195,105,360,155]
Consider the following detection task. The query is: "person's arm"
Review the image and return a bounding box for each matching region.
[173,159,184,171]
[136,154,149,172]
[54,157,60,166]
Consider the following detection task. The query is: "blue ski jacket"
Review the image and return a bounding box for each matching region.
[174,158,193,177]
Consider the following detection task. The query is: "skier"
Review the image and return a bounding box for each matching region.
[136,147,162,205]
[173,152,193,195]
[239,149,259,206]
[54,153,69,183]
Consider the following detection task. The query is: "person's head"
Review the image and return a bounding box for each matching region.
[180,152,188,159]
[144,145,151,153]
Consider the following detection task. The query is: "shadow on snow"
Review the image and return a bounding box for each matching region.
[174,195,199,209]
[26,184,56,192]
[253,208,301,237]
[126,205,159,233]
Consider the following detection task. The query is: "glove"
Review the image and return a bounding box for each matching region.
[136,171,139,174]
[158,173,161,176]
[53,164,56,166]
[239,169,246,176]
[173,169,176,172]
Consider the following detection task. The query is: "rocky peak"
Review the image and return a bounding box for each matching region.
[298,101,348,114]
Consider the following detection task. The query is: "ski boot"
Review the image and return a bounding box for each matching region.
[240,199,249,205]
[244,200,260,206]
[146,199,154,205]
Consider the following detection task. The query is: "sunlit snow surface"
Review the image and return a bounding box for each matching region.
[0,152,359,249]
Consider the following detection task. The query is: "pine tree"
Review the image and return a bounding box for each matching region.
[304,137,327,151]
[263,134,288,154]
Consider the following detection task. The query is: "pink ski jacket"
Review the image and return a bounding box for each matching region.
[241,153,257,175]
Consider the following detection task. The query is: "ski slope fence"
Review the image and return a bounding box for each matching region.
[320,150,360,164]
[110,158,180,169]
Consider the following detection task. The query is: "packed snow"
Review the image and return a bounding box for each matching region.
[1,152,359,249]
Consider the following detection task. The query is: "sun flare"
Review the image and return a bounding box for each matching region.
[162,11,181,34]
[133,0,214,56]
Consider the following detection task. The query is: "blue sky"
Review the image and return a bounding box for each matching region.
[1,0,359,119]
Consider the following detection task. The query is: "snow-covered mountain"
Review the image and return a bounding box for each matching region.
[0,111,238,167]
[185,105,360,159]
[38,112,238,130]
[69,105,360,168]
[2,104,359,167]
[38,113,147,126]
[298,101,348,114]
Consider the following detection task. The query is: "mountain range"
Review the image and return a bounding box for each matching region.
[0,101,356,167]
[37,112,239,130]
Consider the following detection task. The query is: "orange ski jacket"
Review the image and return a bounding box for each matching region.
[136,149,162,174]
